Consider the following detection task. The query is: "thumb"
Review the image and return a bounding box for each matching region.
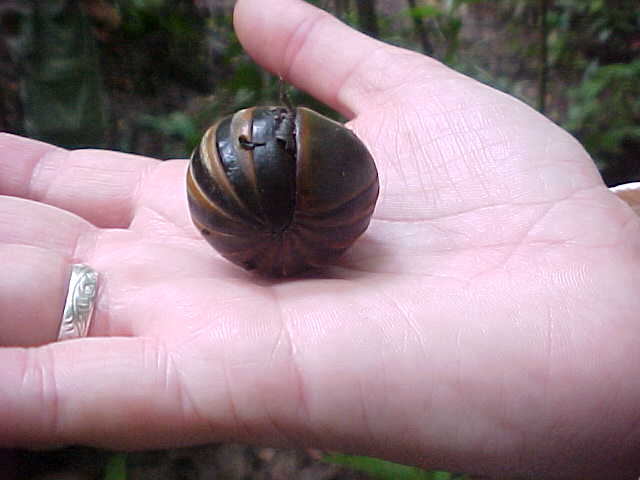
[233,0,448,119]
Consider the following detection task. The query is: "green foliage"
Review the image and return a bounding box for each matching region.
[103,453,128,480]
[7,0,637,177]
[323,453,469,480]
[137,111,201,153]
[402,0,639,180]
[565,60,640,167]
[113,0,209,96]
[8,0,107,147]
[399,0,482,64]
[407,5,443,21]
[549,0,640,177]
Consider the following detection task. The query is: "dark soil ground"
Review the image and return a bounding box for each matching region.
[3,445,374,480]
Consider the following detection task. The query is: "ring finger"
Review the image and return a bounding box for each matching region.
[0,245,70,346]
[0,196,110,346]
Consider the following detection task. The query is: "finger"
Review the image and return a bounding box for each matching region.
[234,0,444,117]
[0,337,293,449]
[0,246,69,347]
[0,196,95,258]
[0,198,111,346]
[0,133,159,228]
[0,245,113,347]
[0,338,190,448]
[1,285,410,453]
[611,182,640,216]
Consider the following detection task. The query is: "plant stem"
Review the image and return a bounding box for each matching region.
[407,0,434,55]
[538,0,550,113]
[356,0,379,38]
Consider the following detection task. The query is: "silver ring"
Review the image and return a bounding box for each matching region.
[57,264,99,341]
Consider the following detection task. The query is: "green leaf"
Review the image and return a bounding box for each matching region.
[406,5,442,20]
[323,453,468,480]
[104,453,127,480]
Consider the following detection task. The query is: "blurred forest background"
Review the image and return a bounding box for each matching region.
[0,0,639,185]
[0,1,638,479]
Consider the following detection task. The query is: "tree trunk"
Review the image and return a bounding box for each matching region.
[406,0,434,55]
[538,0,549,113]
[334,0,350,20]
[355,0,379,38]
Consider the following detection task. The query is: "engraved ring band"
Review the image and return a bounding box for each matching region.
[57,264,99,341]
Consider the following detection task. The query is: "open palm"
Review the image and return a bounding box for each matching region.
[1,0,639,478]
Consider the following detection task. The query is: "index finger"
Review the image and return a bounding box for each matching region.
[0,133,158,228]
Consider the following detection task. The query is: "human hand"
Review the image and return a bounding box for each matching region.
[2,0,639,478]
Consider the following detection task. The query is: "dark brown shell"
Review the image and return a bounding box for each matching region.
[187,106,379,276]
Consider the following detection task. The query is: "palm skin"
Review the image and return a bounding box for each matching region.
[1,0,639,478]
